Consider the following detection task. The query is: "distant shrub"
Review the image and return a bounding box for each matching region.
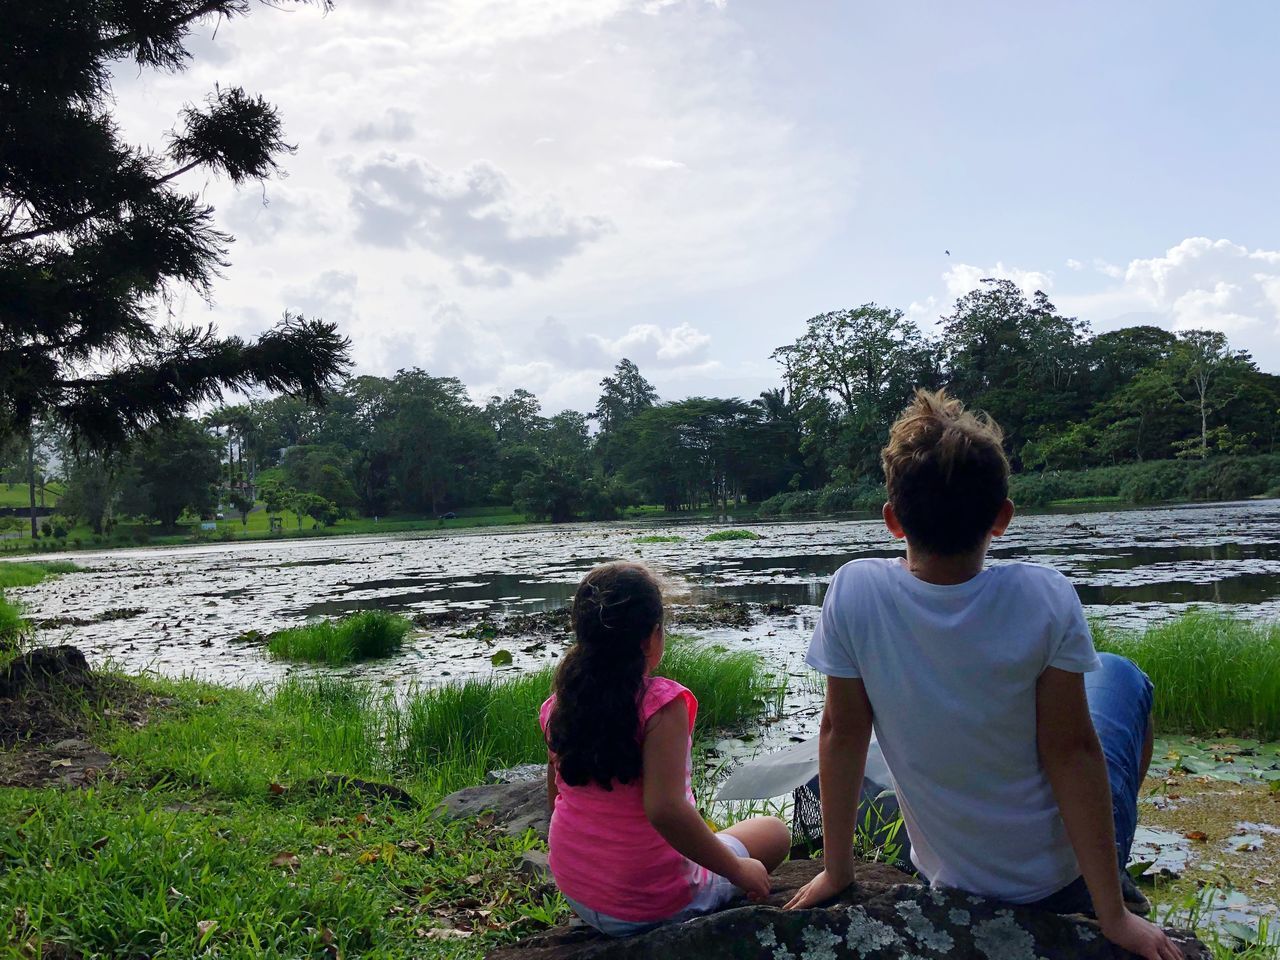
[267,610,412,664]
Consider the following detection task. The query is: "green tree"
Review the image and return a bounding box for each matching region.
[59,449,119,534]
[120,419,221,530]
[1,0,349,539]
[1168,330,1255,458]
[942,281,1090,456]
[772,304,938,477]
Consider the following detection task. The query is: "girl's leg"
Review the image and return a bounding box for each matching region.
[1084,653,1155,868]
[719,816,790,871]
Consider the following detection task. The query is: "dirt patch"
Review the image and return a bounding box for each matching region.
[0,646,166,789]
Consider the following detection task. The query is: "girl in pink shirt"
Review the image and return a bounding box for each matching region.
[539,561,790,937]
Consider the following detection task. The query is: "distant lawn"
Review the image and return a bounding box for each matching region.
[0,481,62,508]
[1047,496,1126,507]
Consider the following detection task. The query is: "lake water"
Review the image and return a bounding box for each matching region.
[12,498,1280,696]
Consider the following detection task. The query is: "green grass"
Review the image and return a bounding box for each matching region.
[703,529,763,542]
[0,481,63,508]
[1094,611,1280,740]
[634,534,684,543]
[0,639,776,958]
[266,611,413,665]
[0,559,81,589]
[397,638,776,789]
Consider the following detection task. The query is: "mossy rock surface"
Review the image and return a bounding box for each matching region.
[486,859,1209,960]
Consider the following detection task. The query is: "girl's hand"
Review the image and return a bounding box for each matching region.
[727,857,772,902]
[1100,912,1182,960]
[783,868,853,910]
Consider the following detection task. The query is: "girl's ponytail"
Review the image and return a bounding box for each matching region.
[546,562,664,789]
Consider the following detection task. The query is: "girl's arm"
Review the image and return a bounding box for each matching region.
[642,701,770,900]
[1037,667,1180,960]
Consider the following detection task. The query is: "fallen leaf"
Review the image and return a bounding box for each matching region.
[354,813,373,826]
[424,928,472,940]
[270,851,301,870]
[196,920,218,940]
[356,849,380,865]
[1184,831,1209,842]
[464,874,483,885]
[1255,877,1275,886]
[269,782,287,795]
[313,845,335,857]
[90,836,109,851]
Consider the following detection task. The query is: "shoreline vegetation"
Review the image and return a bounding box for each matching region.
[0,632,777,959]
[5,455,1280,558]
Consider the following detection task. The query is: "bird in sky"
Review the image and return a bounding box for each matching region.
[944,250,950,256]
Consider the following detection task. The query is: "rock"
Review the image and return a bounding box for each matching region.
[51,738,94,754]
[0,645,90,697]
[304,774,418,809]
[487,764,547,784]
[519,849,550,881]
[439,778,549,840]
[486,859,1208,960]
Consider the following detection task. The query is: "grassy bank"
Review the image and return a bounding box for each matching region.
[0,641,776,958]
[1094,611,1280,740]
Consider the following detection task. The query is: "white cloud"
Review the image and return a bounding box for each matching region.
[943,261,1053,299]
[1065,258,1084,271]
[1050,237,1280,369]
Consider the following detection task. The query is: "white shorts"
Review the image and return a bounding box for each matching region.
[564,833,749,938]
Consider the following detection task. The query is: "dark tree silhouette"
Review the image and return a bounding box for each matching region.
[0,0,348,533]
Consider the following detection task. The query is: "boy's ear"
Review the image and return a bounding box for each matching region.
[991,498,1015,537]
[882,502,907,540]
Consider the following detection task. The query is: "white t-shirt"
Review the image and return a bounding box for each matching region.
[805,557,1101,903]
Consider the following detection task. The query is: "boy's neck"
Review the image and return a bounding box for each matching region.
[903,542,988,585]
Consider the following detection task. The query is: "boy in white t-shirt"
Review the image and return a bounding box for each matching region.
[786,389,1179,960]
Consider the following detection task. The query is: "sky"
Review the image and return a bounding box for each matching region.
[110,0,1280,414]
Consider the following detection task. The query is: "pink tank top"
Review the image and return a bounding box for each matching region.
[538,677,701,922]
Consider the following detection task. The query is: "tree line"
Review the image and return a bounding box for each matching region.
[16,277,1275,533]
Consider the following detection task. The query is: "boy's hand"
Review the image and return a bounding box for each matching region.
[727,857,772,902]
[783,868,853,910]
[1100,912,1182,960]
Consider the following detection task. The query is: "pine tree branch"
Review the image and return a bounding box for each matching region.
[95,1,245,59]
[0,160,203,245]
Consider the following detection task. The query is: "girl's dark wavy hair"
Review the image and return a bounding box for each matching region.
[545,561,664,790]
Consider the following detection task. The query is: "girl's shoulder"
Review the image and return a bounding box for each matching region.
[538,693,556,732]
[640,676,698,731]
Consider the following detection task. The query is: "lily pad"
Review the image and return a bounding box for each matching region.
[490,649,513,666]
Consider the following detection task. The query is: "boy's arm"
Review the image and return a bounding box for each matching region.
[1037,667,1179,960]
[785,676,873,909]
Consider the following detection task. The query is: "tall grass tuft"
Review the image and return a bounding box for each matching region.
[1094,611,1280,739]
[395,638,774,791]
[267,610,412,664]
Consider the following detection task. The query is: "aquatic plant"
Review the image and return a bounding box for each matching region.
[266,610,412,665]
[1093,611,1280,740]
[634,534,684,543]
[703,529,763,542]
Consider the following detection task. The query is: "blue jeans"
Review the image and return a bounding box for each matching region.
[1030,653,1154,915]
